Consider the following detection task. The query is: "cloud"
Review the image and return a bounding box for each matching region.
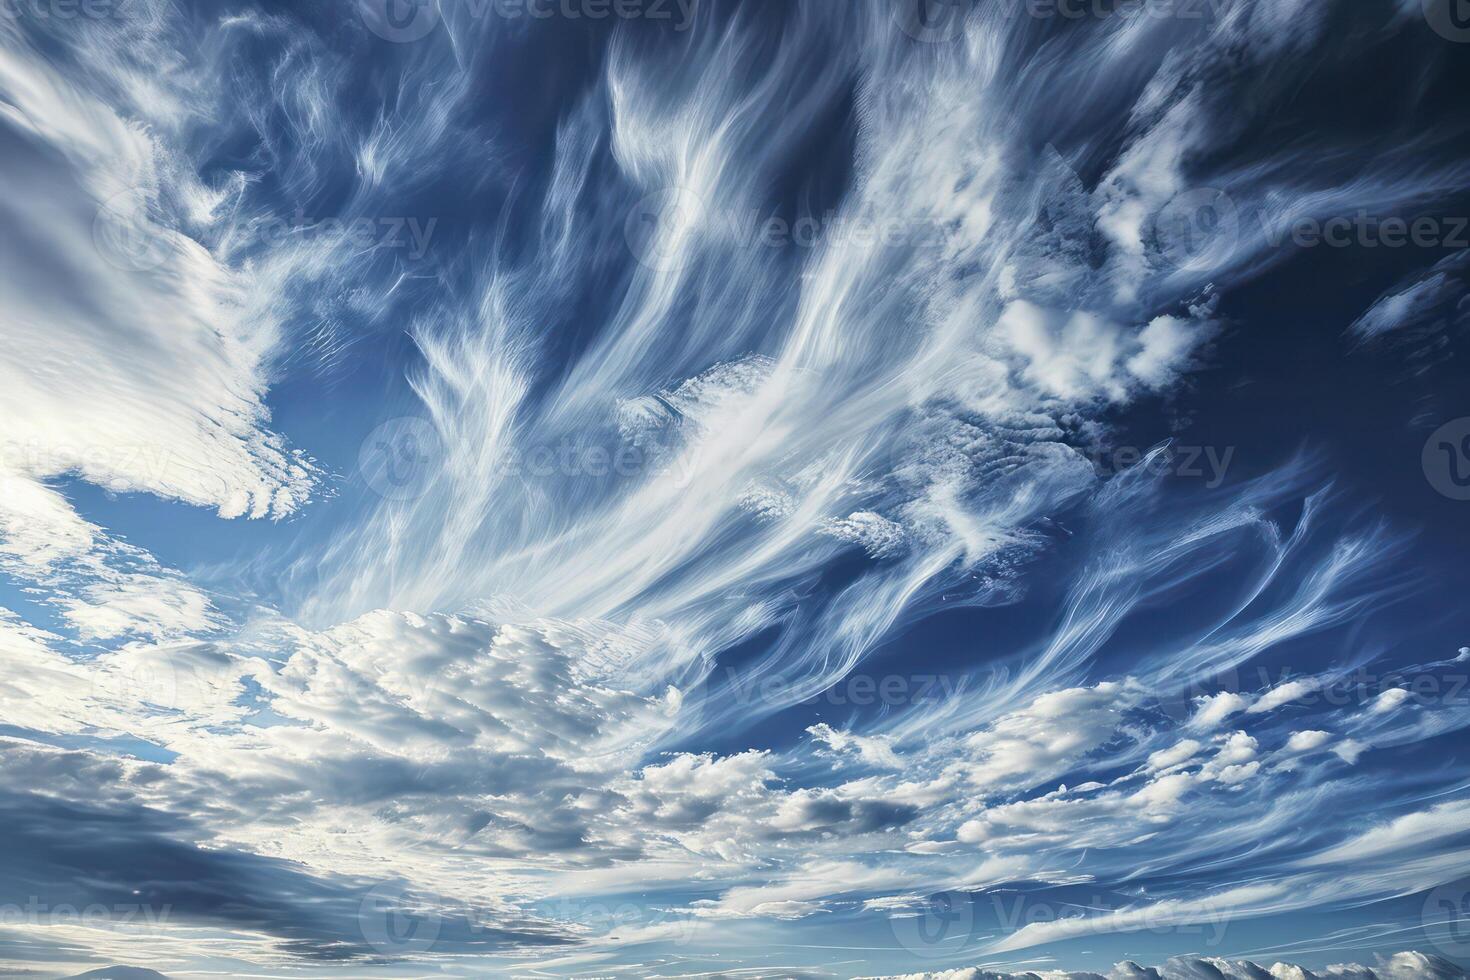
[1248,679,1319,715]
[1300,800,1470,867]
[866,952,1467,980]
[2,0,1469,975]
[1350,250,1470,340]
[1190,693,1252,730]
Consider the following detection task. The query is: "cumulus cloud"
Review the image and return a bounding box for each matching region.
[866,952,1467,980]
[1190,692,1252,730]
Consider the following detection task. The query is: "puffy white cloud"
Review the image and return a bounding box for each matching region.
[1189,692,1252,730]
[866,952,1467,980]
[1248,679,1319,714]
[1284,730,1334,753]
[1369,688,1412,715]
[995,303,1213,404]
[957,682,1137,791]
[1147,739,1203,771]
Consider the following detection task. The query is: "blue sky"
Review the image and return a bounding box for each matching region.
[2,0,1470,977]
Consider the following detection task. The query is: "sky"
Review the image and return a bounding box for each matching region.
[2,0,1470,977]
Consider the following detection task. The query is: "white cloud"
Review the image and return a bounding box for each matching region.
[1301,800,1470,867]
[1189,692,1251,730]
[1248,679,1318,714]
[1283,730,1333,753]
